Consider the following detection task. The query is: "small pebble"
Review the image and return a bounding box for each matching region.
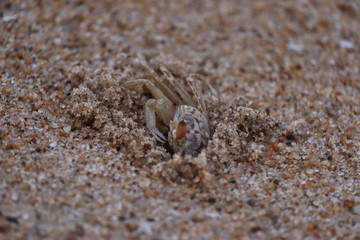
[63,126,71,133]
[339,39,355,49]
[353,205,360,215]
[3,14,18,22]
[287,43,303,53]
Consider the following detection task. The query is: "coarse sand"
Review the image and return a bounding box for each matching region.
[1,0,359,239]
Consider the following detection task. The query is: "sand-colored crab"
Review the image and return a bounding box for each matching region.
[121,58,211,156]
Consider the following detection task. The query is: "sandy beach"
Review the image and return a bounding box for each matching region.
[1,0,359,239]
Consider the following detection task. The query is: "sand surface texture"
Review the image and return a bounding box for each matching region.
[1,0,359,239]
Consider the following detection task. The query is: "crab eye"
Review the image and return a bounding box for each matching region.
[169,104,177,121]
[176,121,187,140]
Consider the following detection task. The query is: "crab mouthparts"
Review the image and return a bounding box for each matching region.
[169,103,177,121]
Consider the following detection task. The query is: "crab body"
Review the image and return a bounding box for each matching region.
[169,105,210,155]
[121,60,211,156]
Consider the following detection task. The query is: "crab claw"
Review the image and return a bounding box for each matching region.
[151,128,167,143]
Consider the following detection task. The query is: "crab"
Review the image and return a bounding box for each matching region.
[121,57,211,156]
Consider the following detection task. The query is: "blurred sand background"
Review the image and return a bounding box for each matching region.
[1,0,359,239]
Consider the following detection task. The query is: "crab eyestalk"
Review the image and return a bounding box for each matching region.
[176,121,187,140]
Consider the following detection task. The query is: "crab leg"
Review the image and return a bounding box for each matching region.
[158,65,197,108]
[186,75,207,114]
[121,79,172,107]
[188,73,218,95]
[136,54,183,105]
